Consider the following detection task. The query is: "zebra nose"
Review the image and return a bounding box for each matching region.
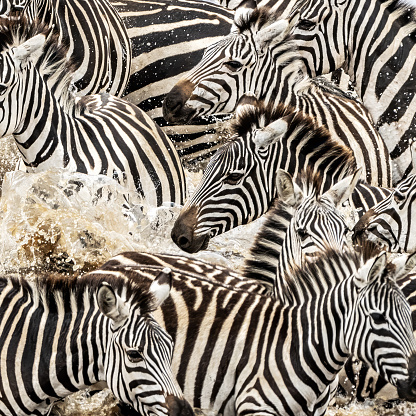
[163,80,196,123]
[166,394,195,416]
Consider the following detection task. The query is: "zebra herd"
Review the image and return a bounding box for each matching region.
[1,0,416,415]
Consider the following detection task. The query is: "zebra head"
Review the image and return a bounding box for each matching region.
[97,269,194,416]
[346,251,416,401]
[353,172,416,253]
[162,7,292,124]
[171,96,354,253]
[288,0,349,77]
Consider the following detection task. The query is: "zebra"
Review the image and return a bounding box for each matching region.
[286,0,416,184]
[170,96,392,253]
[0,17,186,207]
[97,246,416,415]
[241,167,360,289]
[110,0,235,167]
[1,0,131,97]
[353,163,416,253]
[0,267,195,416]
[163,6,392,187]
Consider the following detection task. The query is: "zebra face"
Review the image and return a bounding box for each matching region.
[353,174,416,252]
[290,1,348,76]
[348,253,416,401]
[163,8,292,124]
[98,271,194,416]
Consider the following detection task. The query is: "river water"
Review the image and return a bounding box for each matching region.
[1,137,416,415]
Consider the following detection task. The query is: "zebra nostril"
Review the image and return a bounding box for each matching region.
[178,235,190,249]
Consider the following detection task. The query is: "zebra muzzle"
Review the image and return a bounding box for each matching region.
[166,394,195,416]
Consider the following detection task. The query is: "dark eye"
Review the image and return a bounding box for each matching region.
[224,172,244,185]
[371,312,387,325]
[394,190,405,203]
[298,229,308,241]
[0,84,7,94]
[298,19,316,31]
[126,347,144,363]
[224,60,243,71]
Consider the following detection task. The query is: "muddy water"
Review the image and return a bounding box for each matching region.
[0,139,415,415]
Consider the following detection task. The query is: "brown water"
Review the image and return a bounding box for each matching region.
[1,139,416,415]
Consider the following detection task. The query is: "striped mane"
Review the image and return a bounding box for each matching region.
[280,243,386,305]
[230,100,355,171]
[0,270,157,315]
[0,16,79,112]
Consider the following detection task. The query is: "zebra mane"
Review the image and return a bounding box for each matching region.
[233,6,275,33]
[230,100,355,170]
[0,270,157,315]
[280,242,387,305]
[242,168,326,283]
[0,16,79,112]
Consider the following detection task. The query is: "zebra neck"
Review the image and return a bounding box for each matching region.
[242,203,294,286]
[13,68,75,170]
[0,278,108,411]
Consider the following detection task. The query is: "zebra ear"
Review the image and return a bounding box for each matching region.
[97,282,129,325]
[253,117,290,148]
[276,169,304,207]
[231,6,255,32]
[391,252,416,281]
[13,34,46,61]
[354,252,387,289]
[149,268,172,309]
[255,20,289,51]
[321,168,362,207]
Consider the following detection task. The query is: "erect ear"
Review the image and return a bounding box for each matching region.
[97,282,129,325]
[149,268,172,309]
[321,168,362,207]
[276,169,304,207]
[391,251,416,281]
[13,34,45,61]
[354,252,387,289]
[231,6,255,32]
[255,20,289,51]
[253,115,291,148]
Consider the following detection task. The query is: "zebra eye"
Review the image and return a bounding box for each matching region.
[394,190,405,203]
[224,172,244,185]
[298,229,308,241]
[371,312,387,325]
[0,84,7,94]
[224,60,243,71]
[126,347,144,363]
[298,19,316,31]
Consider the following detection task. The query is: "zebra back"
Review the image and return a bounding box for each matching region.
[0,17,186,206]
[17,0,131,97]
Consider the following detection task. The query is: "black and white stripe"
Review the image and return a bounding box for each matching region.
[163,6,392,186]
[111,0,235,166]
[289,0,416,184]
[354,171,416,253]
[99,247,416,415]
[0,18,186,207]
[0,268,194,416]
[4,0,132,97]
[171,98,390,253]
